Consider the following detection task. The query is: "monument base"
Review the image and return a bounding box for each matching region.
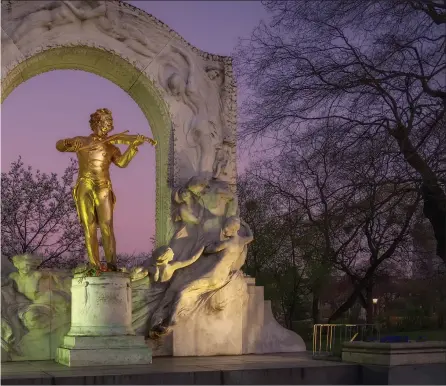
[56,335,152,367]
[171,276,306,356]
[342,341,446,366]
[56,272,151,366]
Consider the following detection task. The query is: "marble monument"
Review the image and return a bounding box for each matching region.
[1,0,306,363]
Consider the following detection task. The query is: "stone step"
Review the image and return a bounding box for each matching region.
[62,335,148,350]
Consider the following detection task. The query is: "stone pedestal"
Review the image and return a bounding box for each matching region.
[342,341,446,366]
[172,274,247,356]
[56,272,151,366]
[171,276,306,356]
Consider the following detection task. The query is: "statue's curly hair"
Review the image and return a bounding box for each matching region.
[11,254,41,268]
[224,216,241,232]
[89,108,113,131]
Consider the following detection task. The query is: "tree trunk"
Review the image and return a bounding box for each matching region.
[391,128,446,264]
[421,183,446,263]
[312,294,320,324]
[365,286,373,324]
[327,289,361,323]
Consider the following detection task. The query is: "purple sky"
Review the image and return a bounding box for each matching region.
[1,1,268,255]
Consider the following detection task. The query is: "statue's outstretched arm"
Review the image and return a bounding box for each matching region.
[204,239,230,254]
[56,136,84,152]
[240,220,254,244]
[112,145,139,168]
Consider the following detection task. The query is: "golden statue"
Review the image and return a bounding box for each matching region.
[56,108,156,271]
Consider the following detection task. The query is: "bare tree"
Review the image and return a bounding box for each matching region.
[1,157,84,266]
[238,173,310,327]
[245,124,422,321]
[235,0,446,262]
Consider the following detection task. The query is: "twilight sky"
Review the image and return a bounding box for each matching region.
[1,1,269,255]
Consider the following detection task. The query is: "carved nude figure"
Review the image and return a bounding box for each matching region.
[3,255,72,360]
[203,217,253,275]
[149,216,253,337]
[191,119,219,175]
[170,177,209,261]
[3,1,79,45]
[159,45,203,116]
[158,46,225,175]
[212,140,234,179]
[1,278,32,358]
[8,255,42,301]
[172,188,202,226]
[151,245,205,283]
[200,180,239,234]
[8,255,70,305]
[166,73,200,116]
[204,64,232,141]
[172,177,208,230]
[62,0,156,58]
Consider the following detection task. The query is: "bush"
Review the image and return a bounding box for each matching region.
[383,315,439,332]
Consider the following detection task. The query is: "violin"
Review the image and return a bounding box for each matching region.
[78,130,157,151]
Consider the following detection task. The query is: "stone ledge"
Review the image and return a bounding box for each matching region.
[56,335,151,367]
[361,363,446,385]
[342,341,446,366]
[1,354,361,385]
[62,335,148,350]
[56,347,152,367]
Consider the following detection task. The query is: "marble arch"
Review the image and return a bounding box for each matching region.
[1,0,238,246]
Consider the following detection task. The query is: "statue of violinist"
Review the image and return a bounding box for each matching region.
[56,108,156,271]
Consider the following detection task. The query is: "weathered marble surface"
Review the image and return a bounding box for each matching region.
[68,272,134,336]
[172,271,248,356]
[56,272,151,367]
[56,335,152,366]
[1,254,71,361]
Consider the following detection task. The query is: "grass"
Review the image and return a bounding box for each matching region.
[386,329,446,341]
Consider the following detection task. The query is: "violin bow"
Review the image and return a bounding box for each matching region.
[77,130,129,151]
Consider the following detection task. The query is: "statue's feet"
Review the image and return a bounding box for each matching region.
[73,262,102,278]
[149,324,169,339]
[73,262,99,275]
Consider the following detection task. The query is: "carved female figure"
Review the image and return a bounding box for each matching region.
[149,217,253,337]
[151,245,205,283]
[212,140,235,180]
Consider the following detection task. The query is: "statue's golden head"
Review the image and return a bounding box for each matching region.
[89,108,114,136]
